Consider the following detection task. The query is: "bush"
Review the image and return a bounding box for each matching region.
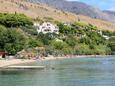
[0,13,33,27]
[27,38,43,48]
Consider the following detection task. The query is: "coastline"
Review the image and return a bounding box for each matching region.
[41,55,113,61]
[0,55,114,68]
[0,59,35,68]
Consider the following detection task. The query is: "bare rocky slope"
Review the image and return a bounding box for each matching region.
[28,0,115,22]
[104,10,115,17]
[0,0,115,31]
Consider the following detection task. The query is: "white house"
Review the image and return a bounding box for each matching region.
[34,22,59,34]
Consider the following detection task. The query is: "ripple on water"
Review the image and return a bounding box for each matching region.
[0,56,115,86]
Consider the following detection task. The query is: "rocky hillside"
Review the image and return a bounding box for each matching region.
[103,10,115,16]
[28,0,115,22]
[0,0,115,31]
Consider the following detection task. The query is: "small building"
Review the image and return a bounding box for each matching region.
[34,22,59,34]
[0,51,8,58]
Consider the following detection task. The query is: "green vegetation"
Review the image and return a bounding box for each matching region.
[0,13,33,27]
[54,22,114,55]
[0,13,114,57]
[0,25,27,55]
[108,36,115,54]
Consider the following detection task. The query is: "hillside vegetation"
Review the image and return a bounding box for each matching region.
[0,0,115,31]
[0,13,114,56]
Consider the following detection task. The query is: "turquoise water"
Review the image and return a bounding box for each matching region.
[0,56,115,86]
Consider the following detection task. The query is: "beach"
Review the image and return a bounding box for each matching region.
[0,56,82,68]
[0,59,35,68]
[0,55,110,68]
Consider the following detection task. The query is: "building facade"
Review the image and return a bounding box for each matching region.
[34,22,59,34]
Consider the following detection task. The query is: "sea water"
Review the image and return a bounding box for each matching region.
[0,56,115,86]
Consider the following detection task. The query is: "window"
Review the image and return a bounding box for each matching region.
[42,26,45,28]
[44,29,51,32]
[47,24,50,26]
[54,30,58,32]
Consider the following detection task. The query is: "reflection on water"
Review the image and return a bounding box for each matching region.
[0,56,115,86]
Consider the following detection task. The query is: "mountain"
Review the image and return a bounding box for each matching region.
[27,0,115,22]
[0,0,115,31]
[103,10,115,16]
[107,7,115,12]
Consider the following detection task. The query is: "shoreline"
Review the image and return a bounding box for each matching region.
[0,59,35,68]
[0,55,114,68]
[41,55,114,61]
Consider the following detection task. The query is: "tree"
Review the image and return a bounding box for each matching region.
[108,36,115,54]
[0,25,8,49]
[4,29,27,55]
[51,40,68,50]
[65,35,78,47]
[38,33,58,45]
[0,26,27,55]
[57,22,72,35]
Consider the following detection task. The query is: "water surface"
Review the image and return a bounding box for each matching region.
[0,56,115,86]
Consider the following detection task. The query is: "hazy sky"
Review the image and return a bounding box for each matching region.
[67,0,115,10]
